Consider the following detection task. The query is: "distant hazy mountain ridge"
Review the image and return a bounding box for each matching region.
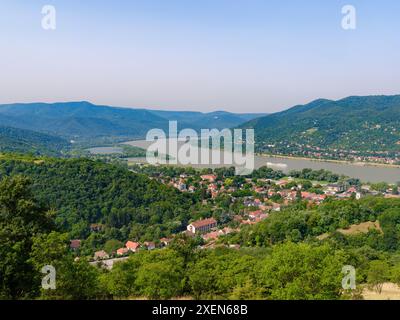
[0,102,266,142]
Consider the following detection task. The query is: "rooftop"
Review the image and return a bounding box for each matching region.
[190,217,217,228]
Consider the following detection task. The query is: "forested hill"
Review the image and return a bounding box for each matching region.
[240,95,400,152]
[0,102,168,140]
[0,155,195,241]
[0,126,70,156]
[0,101,265,141]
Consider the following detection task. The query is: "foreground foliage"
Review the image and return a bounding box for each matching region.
[1,158,400,300]
[0,155,196,254]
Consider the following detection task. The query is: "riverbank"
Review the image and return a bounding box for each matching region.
[257,153,400,169]
[124,139,400,183]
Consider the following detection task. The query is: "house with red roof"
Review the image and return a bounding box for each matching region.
[219,227,235,235]
[94,250,109,260]
[301,191,327,203]
[202,231,220,241]
[241,219,256,225]
[249,210,269,221]
[248,210,262,220]
[200,174,217,183]
[255,187,266,194]
[208,183,218,191]
[254,214,268,223]
[125,241,140,252]
[276,180,289,187]
[70,239,81,250]
[211,191,219,199]
[160,237,172,247]
[117,247,129,256]
[347,187,358,194]
[272,203,281,211]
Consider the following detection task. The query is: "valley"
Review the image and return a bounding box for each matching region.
[3,0,400,305]
[1,96,400,300]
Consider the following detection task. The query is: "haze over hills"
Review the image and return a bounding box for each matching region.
[0,102,169,140]
[0,102,266,143]
[150,110,267,130]
[240,95,400,154]
[2,96,399,159]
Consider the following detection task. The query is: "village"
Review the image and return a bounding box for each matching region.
[261,142,400,166]
[68,166,400,268]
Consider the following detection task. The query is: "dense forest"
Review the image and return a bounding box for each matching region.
[0,126,70,156]
[0,155,196,254]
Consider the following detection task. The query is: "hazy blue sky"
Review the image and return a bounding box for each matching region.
[0,0,399,112]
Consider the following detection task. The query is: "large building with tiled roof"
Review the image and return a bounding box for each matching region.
[187,217,217,234]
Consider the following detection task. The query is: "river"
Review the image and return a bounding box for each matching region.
[122,140,400,183]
